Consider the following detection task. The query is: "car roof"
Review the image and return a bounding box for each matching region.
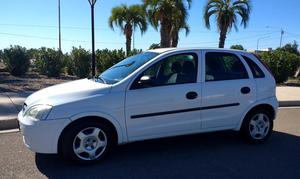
[147,47,248,54]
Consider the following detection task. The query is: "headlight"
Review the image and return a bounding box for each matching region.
[24,104,52,121]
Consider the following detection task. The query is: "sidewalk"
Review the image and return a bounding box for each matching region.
[0,87,300,130]
[276,86,300,107]
[0,92,32,130]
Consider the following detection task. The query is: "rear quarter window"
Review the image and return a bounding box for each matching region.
[242,55,265,78]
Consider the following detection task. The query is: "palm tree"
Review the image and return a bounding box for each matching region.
[170,13,190,47]
[143,0,192,48]
[109,4,147,55]
[204,0,251,48]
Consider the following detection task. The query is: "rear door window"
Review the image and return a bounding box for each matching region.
[205,52,249,81]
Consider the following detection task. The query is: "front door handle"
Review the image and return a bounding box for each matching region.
[241,87,251,94]
[186,91,198,100]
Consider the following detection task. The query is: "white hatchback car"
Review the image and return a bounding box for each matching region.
[18,48,278,164]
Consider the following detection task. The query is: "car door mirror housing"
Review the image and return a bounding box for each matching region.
[139,75,152,86]
[131,75,153,89]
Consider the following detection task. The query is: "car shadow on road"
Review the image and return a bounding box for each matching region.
[35,131,300,179]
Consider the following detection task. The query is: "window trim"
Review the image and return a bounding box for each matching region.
[204,52,249,82]
[130,52,199,90]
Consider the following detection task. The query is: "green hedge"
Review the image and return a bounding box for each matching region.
[260,50,300,83]
[3,46,30,76]
[69,47,91,78]
[96,49,126,74]
[2,46,142,78]
[35,48,63,77]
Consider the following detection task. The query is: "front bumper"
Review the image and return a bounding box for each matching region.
[18,112,71,154]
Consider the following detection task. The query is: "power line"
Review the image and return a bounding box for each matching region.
[0,32,124,44]
[179,32,279,45]
[0,23,282,35]
[0,30,294,48]
[0,23,111,31]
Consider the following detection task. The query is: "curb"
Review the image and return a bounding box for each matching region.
[279,101,300,107]
[1,101,300,131]
[0,117,18,131]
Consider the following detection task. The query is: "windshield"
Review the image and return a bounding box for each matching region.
[99,52,158,84]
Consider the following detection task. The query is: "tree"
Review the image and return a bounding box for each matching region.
[149,43,160,49]
[260,50,300,83]
[109,4,147,55]
[0,49,3,61]
[230,44,244,50]
[70,47,91,78]
[143,0,192,48]
[3,46,30,76]
[170,12,190,47]
[278,41,299,55]
[204,0,251,48]
[35,48,63,77]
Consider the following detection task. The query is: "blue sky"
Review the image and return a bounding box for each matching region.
[0,0,299,52]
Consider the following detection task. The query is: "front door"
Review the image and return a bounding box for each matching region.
[125,52,202,141]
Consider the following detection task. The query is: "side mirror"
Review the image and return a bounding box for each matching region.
[131,75,153,90]
[135,75,152,88]
[138,75,152,86]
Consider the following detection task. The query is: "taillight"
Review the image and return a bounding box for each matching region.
[252,53,274,78]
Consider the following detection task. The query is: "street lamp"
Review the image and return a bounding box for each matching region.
[257,36,270,51]
[88,0,97,77]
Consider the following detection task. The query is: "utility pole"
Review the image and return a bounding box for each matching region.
[58,0,62,52]
[266,26,284,48]
[279,29,284,48]
[89,0,97,77]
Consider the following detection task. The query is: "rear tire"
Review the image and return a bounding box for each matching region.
[241,109,273,143]
[60,120,114,165]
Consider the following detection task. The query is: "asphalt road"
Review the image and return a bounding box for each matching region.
[0,108,300,179]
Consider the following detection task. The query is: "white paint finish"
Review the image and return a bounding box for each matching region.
[201,50,256,129]
[126,83,202,141]
[235,96,278,131]
[17,48,278,154]
[25,79,112,107]
[201,79,256,128]
[243,53,277,101]
[18,111,71,153]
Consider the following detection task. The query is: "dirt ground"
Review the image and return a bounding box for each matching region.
[0,63,78,93]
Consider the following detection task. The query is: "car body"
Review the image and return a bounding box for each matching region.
[18,48,278,164]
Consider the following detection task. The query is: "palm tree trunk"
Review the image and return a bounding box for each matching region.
[124,24,133,56]
[218,27,228,48]
[171,31,179,47]
[126,35,132,56]
[160,18,172,48]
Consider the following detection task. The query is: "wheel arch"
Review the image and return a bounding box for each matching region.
[236,103,276,131]
[58,113,124,154]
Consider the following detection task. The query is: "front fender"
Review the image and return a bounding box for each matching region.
[70,111,127,144]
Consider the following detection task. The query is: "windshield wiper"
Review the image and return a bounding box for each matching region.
[96,76,107,84]
[89,76,107,84]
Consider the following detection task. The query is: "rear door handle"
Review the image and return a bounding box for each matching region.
[186,91,198,100]
[241,87,251,94]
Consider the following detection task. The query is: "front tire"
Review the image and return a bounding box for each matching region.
[61,121,114,164]
[241,109,273,143]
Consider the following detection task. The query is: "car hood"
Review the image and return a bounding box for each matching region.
[25,79,111,107]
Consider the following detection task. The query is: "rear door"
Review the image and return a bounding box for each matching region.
[201,50,256,129]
